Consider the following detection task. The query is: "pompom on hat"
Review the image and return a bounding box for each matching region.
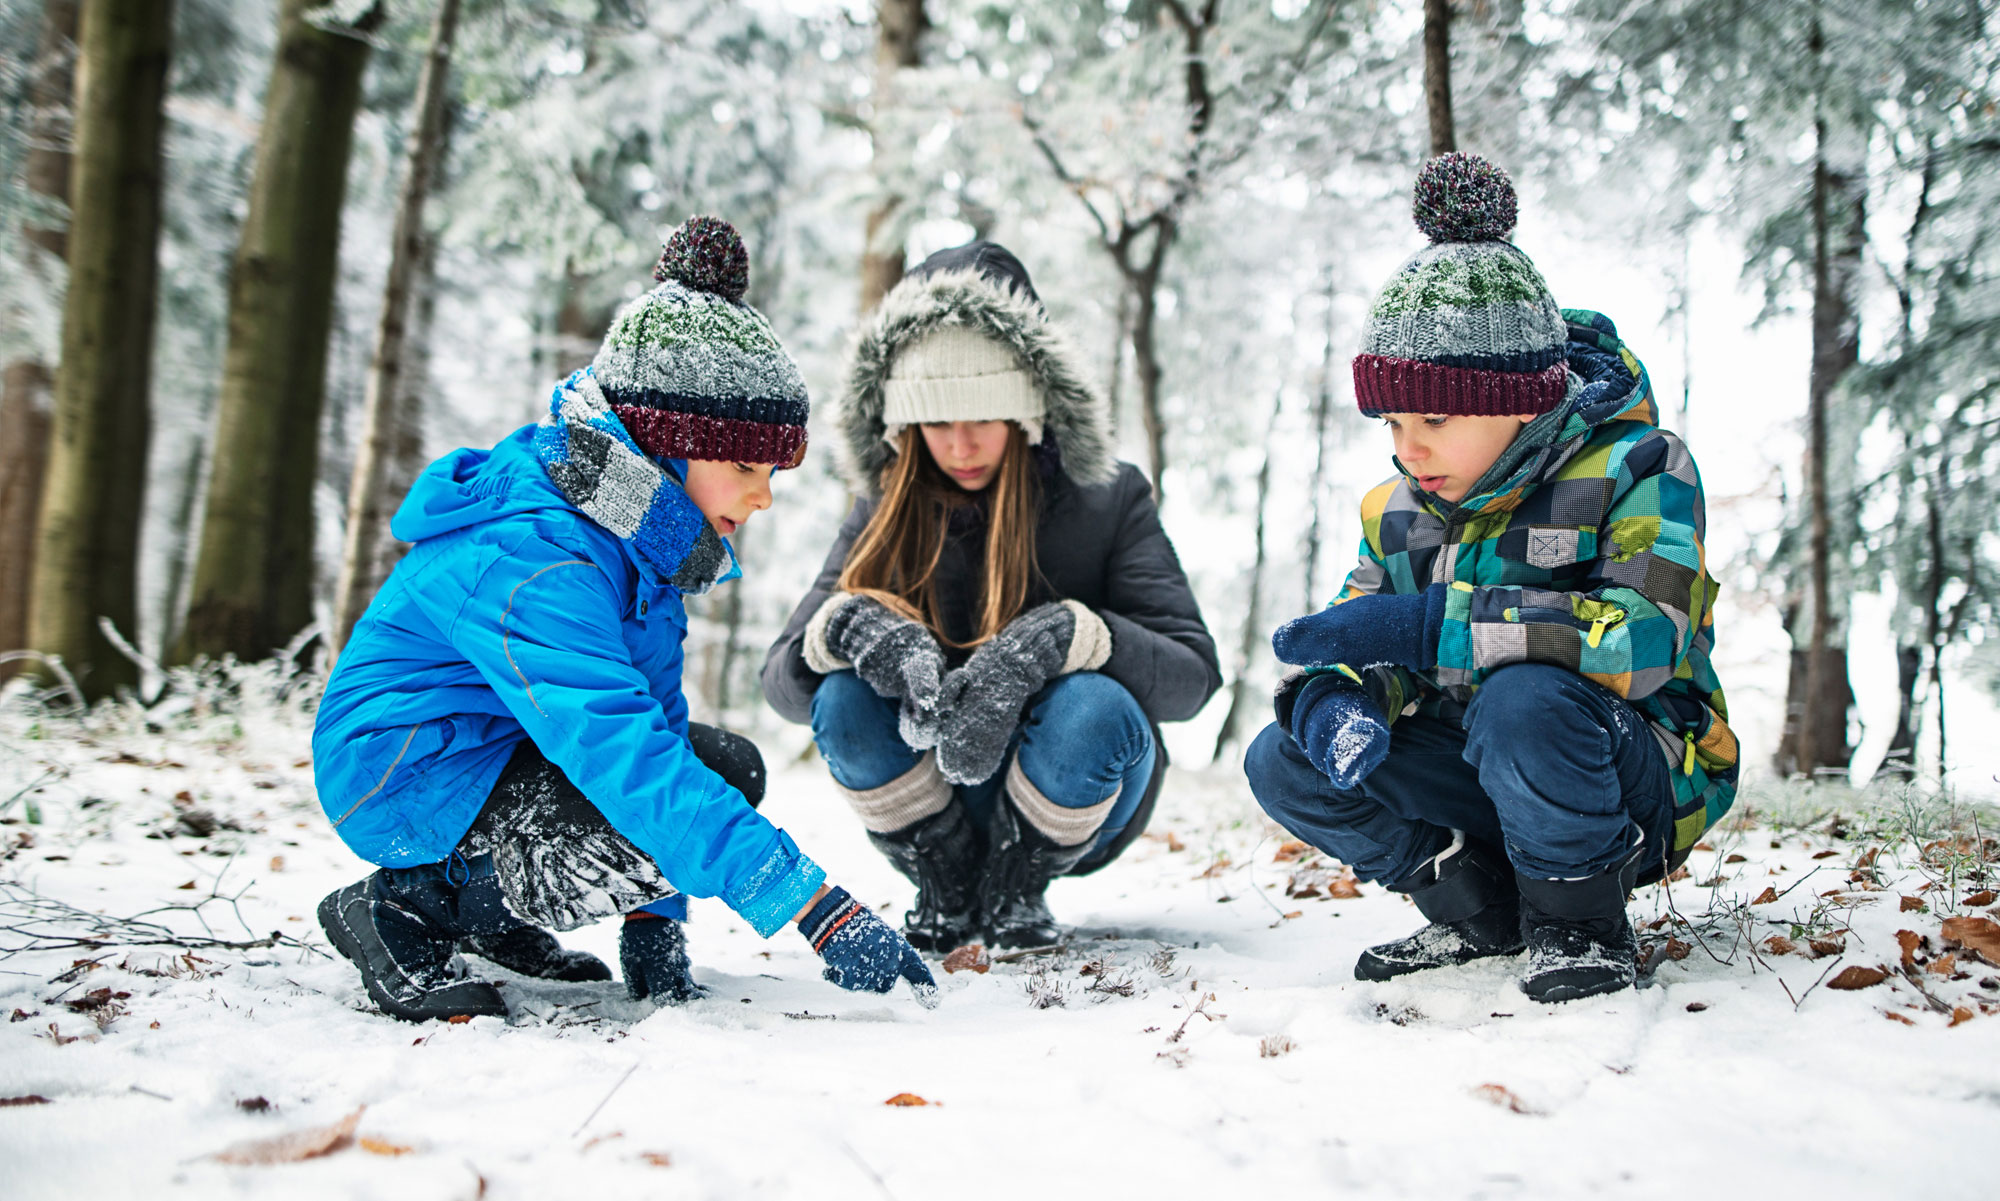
[590,215,809,467]
[1352,153,1568,417]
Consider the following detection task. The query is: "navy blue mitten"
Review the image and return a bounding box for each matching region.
[1290,675,1392,790]
[1272,584,1449,672]
[798,887,940,1008]
[620,912,704,1003]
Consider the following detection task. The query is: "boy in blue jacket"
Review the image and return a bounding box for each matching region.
[313,218,936,1021]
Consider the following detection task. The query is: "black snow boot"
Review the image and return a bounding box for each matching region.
[979,799,1092,949]
[452,867,610,982]
[1355,836,1524,982]
[318,867,509,1022]
[1516,844,1644,1004]
[619,913,705,1003]
[867,798,986,953]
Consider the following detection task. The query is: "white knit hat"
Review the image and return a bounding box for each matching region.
[881,325,1045,446]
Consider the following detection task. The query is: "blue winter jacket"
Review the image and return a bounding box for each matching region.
[311,422,824,938]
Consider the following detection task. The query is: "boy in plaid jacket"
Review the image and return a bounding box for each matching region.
[1246,156,1737,1003]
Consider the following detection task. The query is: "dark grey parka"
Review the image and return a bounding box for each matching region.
[760,245,1220,734]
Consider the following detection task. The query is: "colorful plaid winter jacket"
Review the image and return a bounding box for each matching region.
[1322,310,1736,874]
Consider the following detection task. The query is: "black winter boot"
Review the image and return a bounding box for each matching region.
[979,799,1092,949]
[1355,836,1524,982]
[867,798,986,953]
[454,869,612,982]
[619,913,704,1003]
[1516,843,1644,1004]
[318,869,509,1022]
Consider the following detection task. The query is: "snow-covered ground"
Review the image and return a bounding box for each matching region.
[3,690,1998,1200]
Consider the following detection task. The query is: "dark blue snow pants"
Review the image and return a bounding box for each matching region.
[1244,664,1673,885]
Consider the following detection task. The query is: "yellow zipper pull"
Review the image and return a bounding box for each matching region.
[1682,732,1698,776]
[1586,609,1626,648]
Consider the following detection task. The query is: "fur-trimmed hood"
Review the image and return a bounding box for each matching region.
[835,254,1117,493]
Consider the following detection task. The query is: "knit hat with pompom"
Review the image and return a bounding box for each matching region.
[591,215,810,466]
[1352,154,1567,417]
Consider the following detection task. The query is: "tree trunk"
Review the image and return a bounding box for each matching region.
[153,432,207,655]
[1786,42,1863,779]
[330,0,461,659]
[26,0,173,700]
[0,0,80,682]
[1422,0,1455,156]
[859,0,927,315]
[1302,268,1337,612]
[1212,392,1282,760]
[1877,643,1921,779]
[1123,222,1174,502]
[175,0,383,664]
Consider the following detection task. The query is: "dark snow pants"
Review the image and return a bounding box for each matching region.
[1244,664,1674,886]
[450,724,765,931]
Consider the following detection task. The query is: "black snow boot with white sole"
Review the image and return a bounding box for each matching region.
[318,872,509,1022]
[1516,844,1644,1004]
[1355,835,1524,982]
[868,798,985,953]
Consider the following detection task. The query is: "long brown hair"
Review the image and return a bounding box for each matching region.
[838,424,1041,649]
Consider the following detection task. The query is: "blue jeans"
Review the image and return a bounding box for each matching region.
[1244,664,1672,884]
[811,670,1156,862]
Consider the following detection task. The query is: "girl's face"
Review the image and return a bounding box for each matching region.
[1379,411,1535,502]
[682,459,774,537]
[920,420,1013,491]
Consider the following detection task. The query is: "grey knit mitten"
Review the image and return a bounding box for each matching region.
[933,602,1080,785]
[805,595,947,730]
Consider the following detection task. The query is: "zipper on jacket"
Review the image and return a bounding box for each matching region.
[1682,732,1697,776]
[1586,609,1626,648]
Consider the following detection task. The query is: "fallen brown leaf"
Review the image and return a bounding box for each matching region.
[1196,855,1233,880]
[1272,840,1311,863]
[176,880,197,891]
[1884,1010,1916,1026]
[1808,936,1847,958]
[213,1106,364,1165]
[1928,953,1959,978]
[1825,966,1890,990]
[1761,935,1796,956]
[446,1014,473,1024]
[236,1097,271,1113]
[0,1095,51,1107]
[1166,832,1185,852]
[1965,890,1997,907]
[1470,1083,1542,1115]
[883,1093,930,1107]
[268,856,286,873]
[1950,1007,1977,1027]
[638,1151,672,1167]
[1724,853,1747,864]
[1326,870,1363,899]
[359,1136,414,1157]
[1665,866,1690,883]
[1896,929,1927,969]
[1811,849,1839,860]
[1900,895,1926,913]
[1694,841,1715,852]
[1662,938,1693,961]
[1752,886,1780,905]
[1942,916,2000,964]
[941,945,990,975]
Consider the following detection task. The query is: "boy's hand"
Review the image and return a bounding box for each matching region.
[1290,676,1391,790]
[798,886,940,1008]
[1272,584,1449,672]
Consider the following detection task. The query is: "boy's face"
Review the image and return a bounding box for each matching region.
[1379,411,1537,502]
[682,459,775,537]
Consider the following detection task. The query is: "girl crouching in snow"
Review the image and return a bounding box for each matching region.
[312,218,935,1021]
[762,243,1221,952]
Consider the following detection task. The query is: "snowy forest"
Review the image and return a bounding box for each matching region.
[2,1,1999,1197]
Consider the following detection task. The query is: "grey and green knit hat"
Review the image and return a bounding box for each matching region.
[591,215,809,466]
[1353,153,1567,417]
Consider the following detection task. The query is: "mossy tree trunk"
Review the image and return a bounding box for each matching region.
[26,0,172,699]
[175,0,383,664]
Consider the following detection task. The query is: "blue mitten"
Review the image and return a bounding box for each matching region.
[1272,584,1449,672]
[798,887,940,1008]
[1290,675,1392,790]
[619,913,704,1003]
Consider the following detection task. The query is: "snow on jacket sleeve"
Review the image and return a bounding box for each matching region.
[453,535,823,936]
[760,498,873,725]
[1434,429,1711,702]
[1094,470,1222,722]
